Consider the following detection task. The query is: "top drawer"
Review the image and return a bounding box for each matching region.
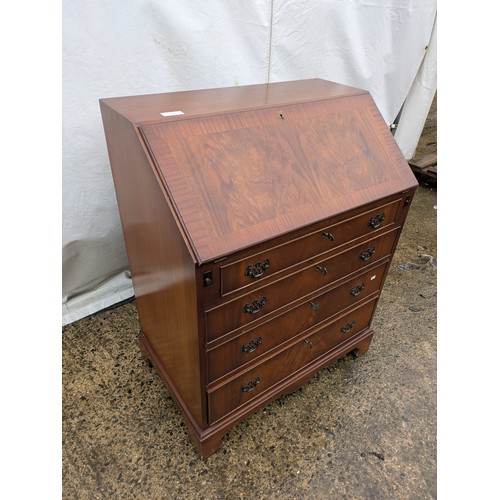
[220,198,401,296]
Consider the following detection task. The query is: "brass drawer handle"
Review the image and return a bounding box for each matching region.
[368,213,385,229]
[340,320,355,334]
[241,377,260,392]
[243,296,267,314]
[350,283,365,296]
[241,336,262,353]
[316,265,328,275]
[322,231,334,241]
[303,339,313,348]
[244,258,270,279]
[310,301,320,311]
[360,246,375,261]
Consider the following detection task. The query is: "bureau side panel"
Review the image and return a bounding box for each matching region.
[100,101,203,426]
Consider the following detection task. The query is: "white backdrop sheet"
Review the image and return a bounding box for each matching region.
[62,0,437,325]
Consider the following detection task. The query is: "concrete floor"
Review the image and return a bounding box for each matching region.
[62,100,437,499]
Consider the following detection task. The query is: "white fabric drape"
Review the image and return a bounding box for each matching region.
[62,0,437,325]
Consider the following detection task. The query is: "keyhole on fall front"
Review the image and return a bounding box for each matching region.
[279,113,285,120]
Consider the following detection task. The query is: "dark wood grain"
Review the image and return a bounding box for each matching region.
[100,79,417,459]
[140,94,416,263]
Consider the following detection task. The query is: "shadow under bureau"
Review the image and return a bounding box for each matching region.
[100,79,417,459]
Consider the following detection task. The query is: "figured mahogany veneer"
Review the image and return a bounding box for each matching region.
[100,79,417,459]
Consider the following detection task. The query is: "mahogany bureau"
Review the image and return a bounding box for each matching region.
[100,79,417,459]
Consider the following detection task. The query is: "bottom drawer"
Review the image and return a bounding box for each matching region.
[207,297,378,424]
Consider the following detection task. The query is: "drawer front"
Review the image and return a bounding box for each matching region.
[221,198,401,296]
[207,261,388,383]
[207,298,378,424]
[206,227,398,342]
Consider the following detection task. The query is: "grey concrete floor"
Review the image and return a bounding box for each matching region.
[63,99,437,499]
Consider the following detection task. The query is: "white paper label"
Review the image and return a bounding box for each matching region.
[370,275,377,280]
[160,110,184,117]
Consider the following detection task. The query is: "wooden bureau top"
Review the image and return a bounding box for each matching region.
[100,79,365,124]
[101,79,417,264]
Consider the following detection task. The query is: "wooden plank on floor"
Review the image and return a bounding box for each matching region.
[408,152,437,169]
[408,152,437,180]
